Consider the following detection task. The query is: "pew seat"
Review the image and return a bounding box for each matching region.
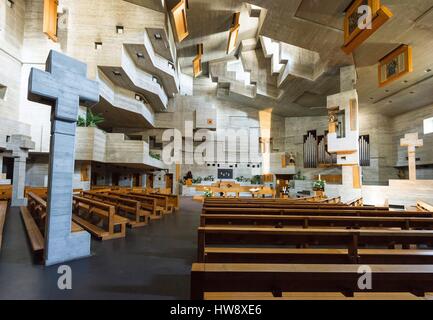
[0,201,7,249]
[191,263,433,300]
[20,206,44,258]
[204,247,433,264]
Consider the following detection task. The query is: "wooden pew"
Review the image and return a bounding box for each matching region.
[197,227,433,263]
[130,192,172,214]
[0,201,7,249]
[82,192,150,228]
[152,192,179,211]
[203,247,433,265]
[417,200,433,212]
[20,192,84,262]
[200,214,433,230]
[347,198,364,207]
[72,196,127,240]
[191,263,433,300]
[202,201,385,211]
[109,192,164,219]
[0,185,12,201]
[201,207,430,218]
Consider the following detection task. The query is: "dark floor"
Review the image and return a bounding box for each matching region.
[0,197,201,300]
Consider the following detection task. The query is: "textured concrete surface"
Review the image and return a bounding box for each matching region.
[0,198,201,300]
[28,50,99,266]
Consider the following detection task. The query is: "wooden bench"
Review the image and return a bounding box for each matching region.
[201,207,431,218]
[0,185,12,201]
[152,192,179,211]
[20,206,44,260]
[110,192,164,219]
[203,247,433,265]
[417,200,433,212]
[20,193,84,262]
[82,191,150,228]
[200,214,433,230]
[72,196,127,240]
[0,201,8,249]
[197,227,433,263]
[130,192,172,214]
[347,198,364,207]
[191,263,433,300]
[202,202,387,211]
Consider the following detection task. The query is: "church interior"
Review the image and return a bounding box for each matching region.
[1,0,433,301]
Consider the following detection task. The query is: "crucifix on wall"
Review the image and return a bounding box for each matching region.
[400,132,423,181]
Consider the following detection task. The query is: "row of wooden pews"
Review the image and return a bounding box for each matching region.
[73,188,179,240]
[20,187,180,261]
[191,197,433,300]
[20,192,84,262]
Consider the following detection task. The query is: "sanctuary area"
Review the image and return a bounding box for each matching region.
[1,0,433,301]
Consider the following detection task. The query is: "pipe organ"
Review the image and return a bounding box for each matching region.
[318,134,337,167]
[359,135,371,167]
[304,131,369,169]
[303,130,318,168]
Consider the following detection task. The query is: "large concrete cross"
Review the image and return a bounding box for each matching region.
[400,132,423,181]
[28,50,99,266]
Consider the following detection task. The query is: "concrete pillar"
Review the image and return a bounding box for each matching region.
[28,50,99,266]
[7,135,35,206]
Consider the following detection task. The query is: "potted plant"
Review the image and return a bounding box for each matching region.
[203,188,213,198]
[77,110,104,127]
[250,175,261,185]
[312,180,326,197]
[203,175,215,182]
[192,176,203,184]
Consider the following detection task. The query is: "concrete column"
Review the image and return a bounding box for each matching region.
[7,135,35,206]
[28,50,99,266]
[12,157,27,206]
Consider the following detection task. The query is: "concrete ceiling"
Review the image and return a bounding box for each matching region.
[129,0,433,118]
[123,0,166,12]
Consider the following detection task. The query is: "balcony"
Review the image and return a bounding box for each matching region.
[98,47,169,112]
[75,127,166,169]
[95,71,156,129]
[124,29,179,96]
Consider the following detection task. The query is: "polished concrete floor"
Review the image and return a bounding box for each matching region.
[0,197,201,300]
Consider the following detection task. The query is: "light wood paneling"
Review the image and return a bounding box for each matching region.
[43,0,58,42]
[171,0,189,43]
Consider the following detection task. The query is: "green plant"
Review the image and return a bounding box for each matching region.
[235,176,251,183]
[77,110,105,128]
[204,189,213,198]
[203,175,215,182]
[150,152,161,160]
[250,175,261,185]
[192,176,203,184]
[294,171,305,181]
[313,180,325,191]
